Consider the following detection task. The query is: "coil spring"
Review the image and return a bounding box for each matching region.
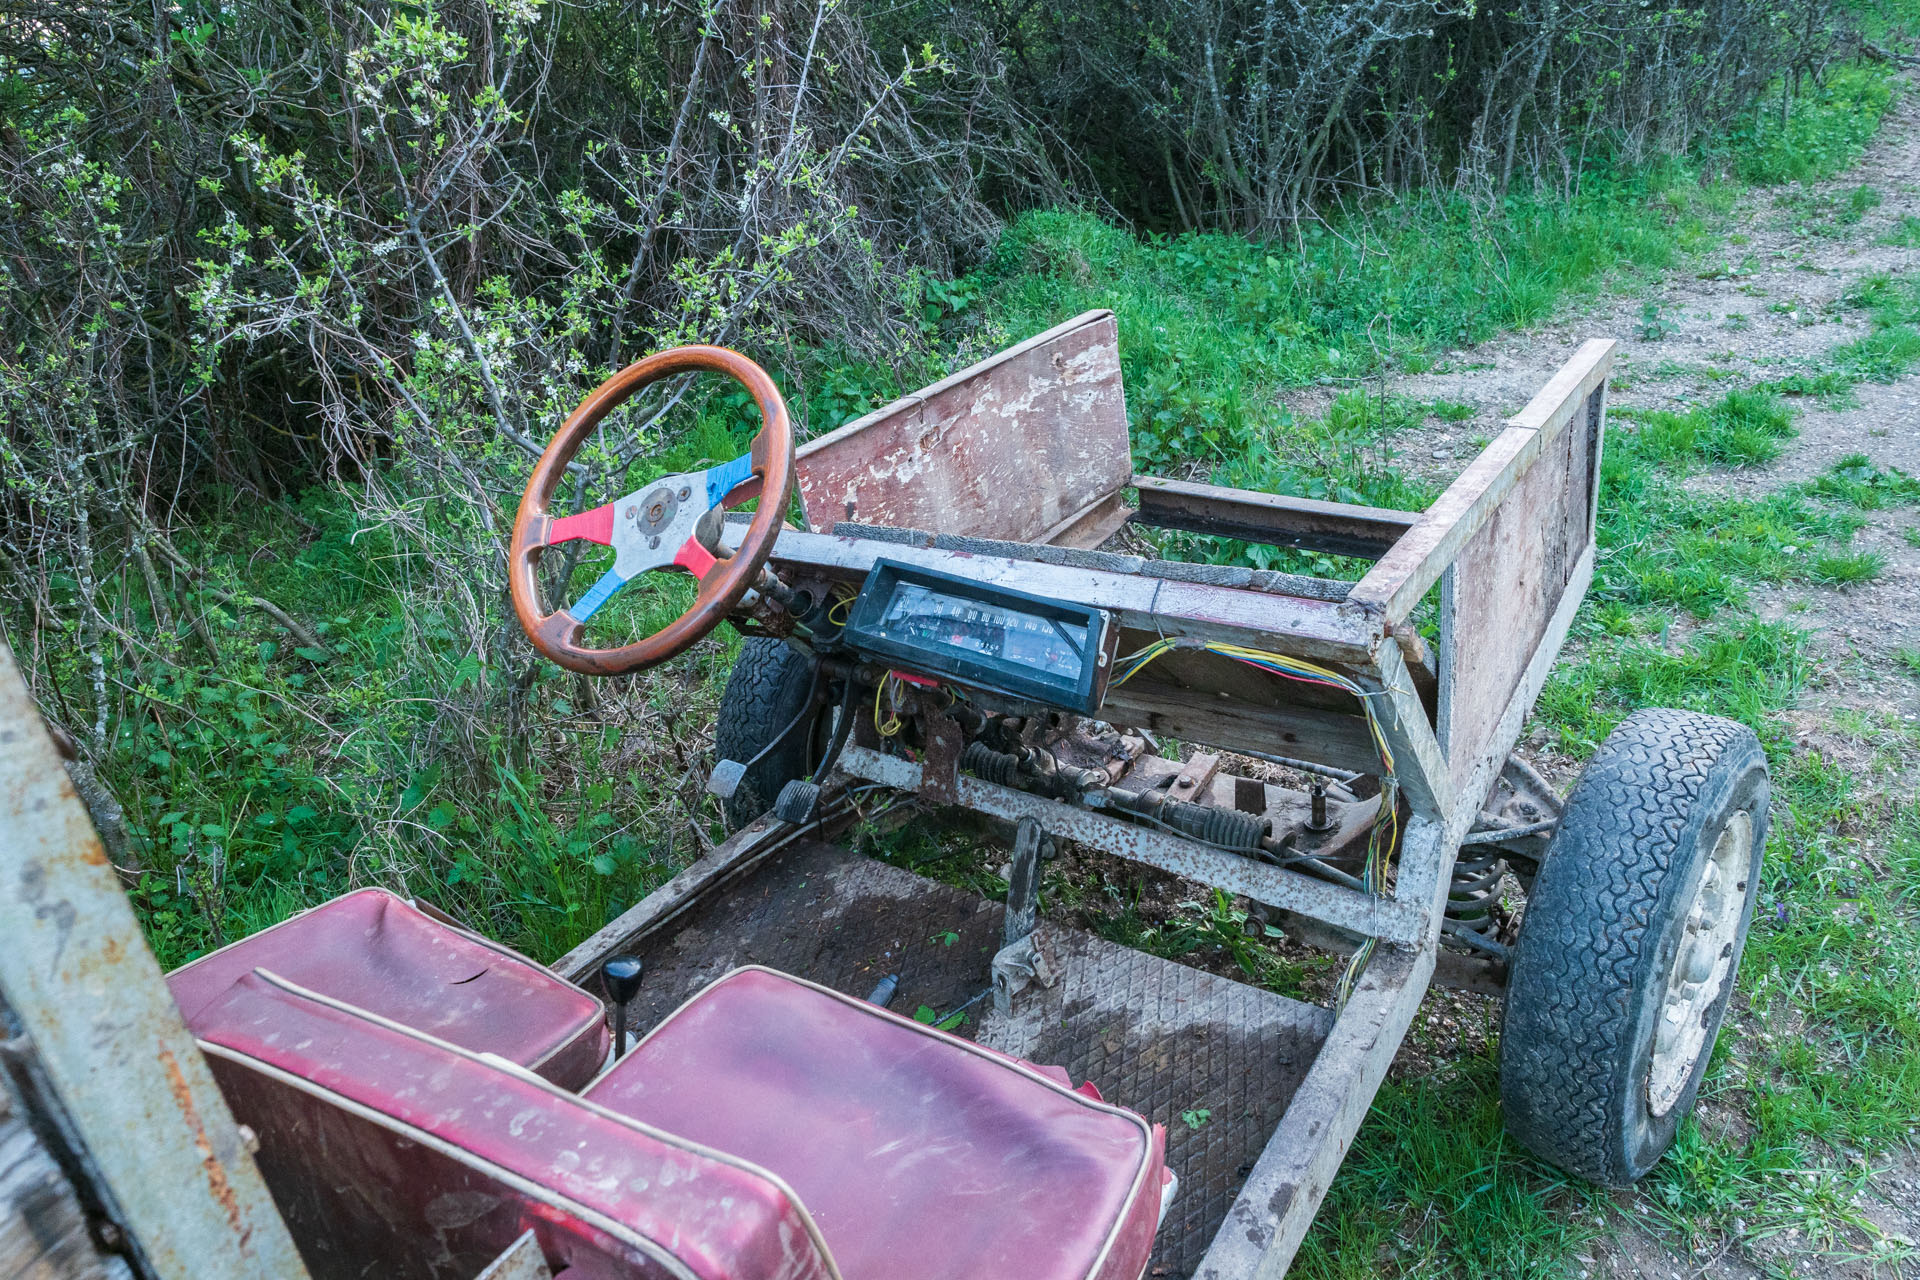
[1156,799,1270,851]
[1444,847,1507,940]
[960,741,1022,787]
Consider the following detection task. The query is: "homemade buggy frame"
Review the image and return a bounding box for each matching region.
[0,313,1769,1280]
[507,314,1769,1275]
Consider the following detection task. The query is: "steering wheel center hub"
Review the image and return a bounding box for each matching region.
[635,485,680,538]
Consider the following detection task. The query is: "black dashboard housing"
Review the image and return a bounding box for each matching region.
[843,559,1111,713]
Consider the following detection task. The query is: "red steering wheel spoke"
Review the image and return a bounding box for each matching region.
[671,536,719,580]
[546,505,616,547]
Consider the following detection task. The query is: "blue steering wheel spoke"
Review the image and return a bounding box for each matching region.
[704,452,755,509]
[571,566,628,623]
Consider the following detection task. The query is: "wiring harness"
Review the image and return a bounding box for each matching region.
[1114,637,1401,1010]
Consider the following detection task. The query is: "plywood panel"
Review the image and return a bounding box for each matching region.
[1441,384,1602,789]
[794,311,1131,542]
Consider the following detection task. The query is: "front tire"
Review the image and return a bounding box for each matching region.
[712,638,823,830]
[1499,708,1768,1186]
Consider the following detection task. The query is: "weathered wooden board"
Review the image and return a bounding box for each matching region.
[793,311,1132,543]
[1439,376,1606,789]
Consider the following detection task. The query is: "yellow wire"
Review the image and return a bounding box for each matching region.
[1113,635,1407,1012]
[873,674,903,737]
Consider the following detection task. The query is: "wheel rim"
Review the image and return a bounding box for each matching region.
[1647,810,1754,1117]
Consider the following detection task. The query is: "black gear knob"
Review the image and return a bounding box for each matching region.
[603,955,643,1058]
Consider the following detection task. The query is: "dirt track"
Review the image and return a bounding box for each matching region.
[1357,78,1920,1280]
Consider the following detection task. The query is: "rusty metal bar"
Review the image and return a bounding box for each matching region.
[837,746,1424,945]
[0,643,311,1279]
[769,529,1384,666]
[1130,475,1418,559]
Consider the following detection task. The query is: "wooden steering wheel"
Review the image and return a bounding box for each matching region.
[508,346,795,676]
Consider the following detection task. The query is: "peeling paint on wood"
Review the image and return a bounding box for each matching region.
[795,311,1131,543]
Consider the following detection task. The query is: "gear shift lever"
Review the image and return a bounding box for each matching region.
[602,955,644,1058]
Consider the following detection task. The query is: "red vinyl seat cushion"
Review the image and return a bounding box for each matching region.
[584,966,1166,1280]
[196,968,837,1280]
[168,888,608,1089]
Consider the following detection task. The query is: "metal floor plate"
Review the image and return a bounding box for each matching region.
[621,841,1333,1277]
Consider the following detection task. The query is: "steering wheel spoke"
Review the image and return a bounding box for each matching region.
[546,504,616,547]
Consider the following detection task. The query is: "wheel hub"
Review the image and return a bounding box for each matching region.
[1647,810,1753,1116]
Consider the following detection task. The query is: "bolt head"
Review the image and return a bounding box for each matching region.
[679,486,691,501]
[625,505,637,519]
[649,536,660,549]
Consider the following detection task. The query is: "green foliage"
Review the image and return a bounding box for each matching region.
[101,495,730,967]
[1726,65,1893,185]
[1612,387,1797,469]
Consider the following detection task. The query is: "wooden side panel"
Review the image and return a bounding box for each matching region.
[794,311,1131,542]
[1349,338,1614,622]
[1440,379,1606,789]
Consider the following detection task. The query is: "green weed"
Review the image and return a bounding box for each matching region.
[1809,549,1884,584]
[1086,887,1312,998]
[1638,299,1681,341]
[1803,454,1920,509]
[1879,213,1920,246]
[1611,387,1796,470]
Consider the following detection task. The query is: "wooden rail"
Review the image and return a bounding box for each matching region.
[1347,338,1614,623]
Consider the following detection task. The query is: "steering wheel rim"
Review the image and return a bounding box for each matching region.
[508,345,795,676]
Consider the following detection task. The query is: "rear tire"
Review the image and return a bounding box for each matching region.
[713,638,822,830]
[1499,708,1768,1186]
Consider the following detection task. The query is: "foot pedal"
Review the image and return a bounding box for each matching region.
[706,758,748,800]
[772,779,820,825]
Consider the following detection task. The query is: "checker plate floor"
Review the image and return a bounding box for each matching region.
[622,840,1334,1276]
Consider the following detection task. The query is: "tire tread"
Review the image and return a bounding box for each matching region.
[1500,708,1763,1185]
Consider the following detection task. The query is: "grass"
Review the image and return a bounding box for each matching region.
[1765,272,1920,403]
[1611,386,1798,468]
